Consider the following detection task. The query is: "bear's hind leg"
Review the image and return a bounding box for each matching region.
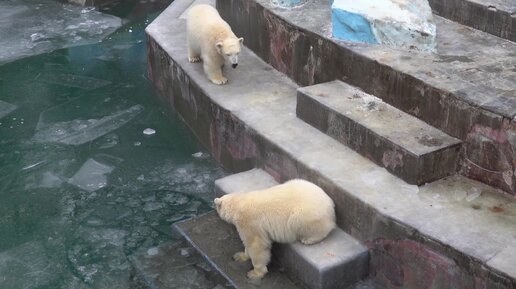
[245,237,271,280]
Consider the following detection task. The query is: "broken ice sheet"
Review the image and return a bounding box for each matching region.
[0,100,17,120]
[0,0,122,65]
[68,159,114,192]
[0,241,62,289]
[33,104,143,145]
[38,73,112,90]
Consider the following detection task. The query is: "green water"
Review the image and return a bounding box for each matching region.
[0,1,227,288]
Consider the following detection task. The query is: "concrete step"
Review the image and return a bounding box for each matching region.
[297,80,461,185]
[215,169,370,289]
[429,0,515,41]
[217,0,516,195]
[174,212,305,289]
[146,6,516,289]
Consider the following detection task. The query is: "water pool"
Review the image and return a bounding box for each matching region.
[0,1,229,288]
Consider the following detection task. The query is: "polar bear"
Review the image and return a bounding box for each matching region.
[186,4,244,85]
[214,179,336,280]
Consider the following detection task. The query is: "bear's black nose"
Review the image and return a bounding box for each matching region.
[232,63,238,68]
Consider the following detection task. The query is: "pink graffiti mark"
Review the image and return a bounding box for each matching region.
[209,115,257,162]
[469,120,510,144]
[382,149,404,169]
[463,119,515,193]
[266,15,296,76]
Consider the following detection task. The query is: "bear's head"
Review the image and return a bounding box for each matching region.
[214,194,238,223]
[215,37,244,69]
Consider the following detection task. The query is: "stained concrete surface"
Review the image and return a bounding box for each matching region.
[216,0,516,196]
[146,12,516,288]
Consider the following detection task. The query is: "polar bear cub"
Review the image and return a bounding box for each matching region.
[214,179,336,280]
[186,4,244,85]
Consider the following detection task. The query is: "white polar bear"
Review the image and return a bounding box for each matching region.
[186,4,244,85]
[214,179,336,280]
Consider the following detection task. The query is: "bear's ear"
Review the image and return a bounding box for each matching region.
[215,42,223,52]
[214,198,222,205]
[238,37,244,45]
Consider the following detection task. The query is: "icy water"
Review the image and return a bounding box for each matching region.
[0,1,229,288]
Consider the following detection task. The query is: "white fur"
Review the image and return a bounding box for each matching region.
[186,4,244,85]
[214,179,336,280]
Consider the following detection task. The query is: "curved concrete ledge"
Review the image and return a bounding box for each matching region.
[145,4,516,288]
[216,0,516,195]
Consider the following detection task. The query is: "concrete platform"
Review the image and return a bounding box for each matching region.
[297,81,461,185]
[146,5,516,289]
[174,212,304,289]
[215,169,370,289]
[217,0,516,195]
[429,0,516,41]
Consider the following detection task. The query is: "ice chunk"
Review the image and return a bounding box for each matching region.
[39,171,64,188]
[94,133,120,149]
[0,0,122,65]
[68,158,114,192]
[192,152,203,158]
[33,104,143,145]
[147,248,159,256]
[143,128,156,135]
[0,241,62,289]
[39,73,111,90]
[331,0,436,52]
[0,100,17,120]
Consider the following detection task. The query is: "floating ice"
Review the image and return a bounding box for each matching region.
[68,159,114,192]
[147,247,159,256]
[192,152,203,158]
[0,0,122,65]
[0,241,62,289]
[94,133,120,149]
[143,128,156,135]
[33,104,143,145]
[0,100,17,120]
[39,171,64,188]
[38,73,112,90]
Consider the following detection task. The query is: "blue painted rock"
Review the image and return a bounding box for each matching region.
[331,0,436,52]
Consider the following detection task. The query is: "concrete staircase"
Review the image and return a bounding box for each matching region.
[145,0,516,288]
[218,0,516,195]
[175,169,371,289]
[297,81,462,185]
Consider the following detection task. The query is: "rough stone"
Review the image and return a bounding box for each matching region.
[332,0,436,52]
